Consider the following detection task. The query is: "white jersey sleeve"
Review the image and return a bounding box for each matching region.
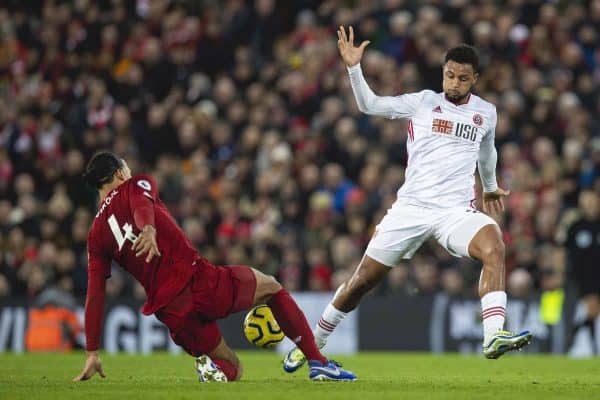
[477,108,498,193]
[347,64,424,119]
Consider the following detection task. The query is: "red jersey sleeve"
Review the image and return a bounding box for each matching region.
[84,243,110,351]
[129,175,158,230]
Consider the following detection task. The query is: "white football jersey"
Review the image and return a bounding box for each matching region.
[348,65,498,209]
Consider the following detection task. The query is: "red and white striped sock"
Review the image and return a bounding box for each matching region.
[481,291,507,345]
[314,303,347,348]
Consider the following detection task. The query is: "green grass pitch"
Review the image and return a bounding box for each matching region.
[1,352,599,400]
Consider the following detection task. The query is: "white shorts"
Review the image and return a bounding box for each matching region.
[365,203,498,267]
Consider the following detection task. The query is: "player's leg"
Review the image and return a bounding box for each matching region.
[232,266,356,380]
[171,319,241,382]
[571,293,600,351]
[282,256,386,373]
[251,268,283,305]
[440,208,531,358]
[257,256,387,351]
[155,293,240,382]
[205,337,243,381]
[313,255,389,348]
[224,265,328,364]
[468,223,506,297]
[285,204,431,373]
[469,224,532,358]
[583,294,600,352]
[437,210,506,334]
[277,256,387,377]
[467,224,509,340]
[313,205,431,349]
[251,268,328,364]
[584,293,600,321]
[334,256,389,311]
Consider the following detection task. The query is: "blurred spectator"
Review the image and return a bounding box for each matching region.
[0,273,9,299]
[440,268,466,297]
[412,256,439,295]
[387,262,412,295]
[507,269,534,300]
[307,246,332,291]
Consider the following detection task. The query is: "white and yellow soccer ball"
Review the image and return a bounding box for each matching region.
[243,305,285,348]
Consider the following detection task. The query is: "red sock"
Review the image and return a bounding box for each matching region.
[267,289,327,364]
[212,358,239,381]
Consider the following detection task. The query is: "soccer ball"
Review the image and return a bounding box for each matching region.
[243,305,285,348]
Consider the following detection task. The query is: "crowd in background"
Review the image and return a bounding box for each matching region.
[1,0,599,304]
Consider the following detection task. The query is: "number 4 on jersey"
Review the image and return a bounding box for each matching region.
[108,214,138,251]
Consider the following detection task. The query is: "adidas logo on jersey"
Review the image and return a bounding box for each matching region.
[432,105,442,113]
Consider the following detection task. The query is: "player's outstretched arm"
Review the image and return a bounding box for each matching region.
[73,351,106,381]
[74,250,108,381]
[339,26,420,120]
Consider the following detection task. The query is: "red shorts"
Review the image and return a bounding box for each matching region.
[155,263,256,356]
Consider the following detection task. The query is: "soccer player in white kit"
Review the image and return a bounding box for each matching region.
[284,26,532,371]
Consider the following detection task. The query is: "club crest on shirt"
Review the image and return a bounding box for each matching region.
[472,113,483,126]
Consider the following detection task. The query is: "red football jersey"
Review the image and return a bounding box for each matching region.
[85,174,198,350]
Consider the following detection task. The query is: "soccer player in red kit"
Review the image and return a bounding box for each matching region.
[73,151,355,382]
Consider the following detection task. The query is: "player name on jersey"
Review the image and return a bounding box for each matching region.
[96,189,119,219]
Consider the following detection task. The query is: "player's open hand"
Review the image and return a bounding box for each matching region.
[73,351,106,381]
[337,26,370,67]
[483,187,510,215]
[132,225,161,263]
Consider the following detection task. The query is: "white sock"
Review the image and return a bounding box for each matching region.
[481,291,507,345]
[314,303,347,348]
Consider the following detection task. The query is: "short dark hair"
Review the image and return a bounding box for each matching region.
[83,151,123,189]
[445,44,480,73]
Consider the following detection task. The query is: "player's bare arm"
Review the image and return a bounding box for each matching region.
[337,26,369,67]
[73,351,106,381]
[132,225,161,263]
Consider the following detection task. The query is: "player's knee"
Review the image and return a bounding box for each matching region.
[265,275,282,295]
[585,296,600,317]
[254,274,282,304]
[480,240,505,266]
